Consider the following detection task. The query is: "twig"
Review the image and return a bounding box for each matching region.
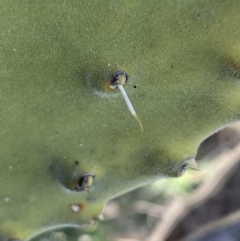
[146,144,240,241]
[181,209,240,241]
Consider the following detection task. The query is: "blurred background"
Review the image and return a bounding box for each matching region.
[31,122,240,241]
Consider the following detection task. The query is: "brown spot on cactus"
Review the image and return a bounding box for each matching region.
[70,203,84,213]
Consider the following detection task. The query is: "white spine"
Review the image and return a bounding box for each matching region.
[118,84,143,132]
[118,84,136,116]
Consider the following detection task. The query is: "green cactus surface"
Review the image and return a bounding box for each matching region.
[0,0,240,240]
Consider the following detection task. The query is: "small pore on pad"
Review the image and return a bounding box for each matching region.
[74,173,96,194]
[175,157,199,177]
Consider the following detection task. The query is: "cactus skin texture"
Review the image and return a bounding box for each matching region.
[0,0,240,240]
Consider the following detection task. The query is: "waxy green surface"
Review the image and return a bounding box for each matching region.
[0,0,240,239]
